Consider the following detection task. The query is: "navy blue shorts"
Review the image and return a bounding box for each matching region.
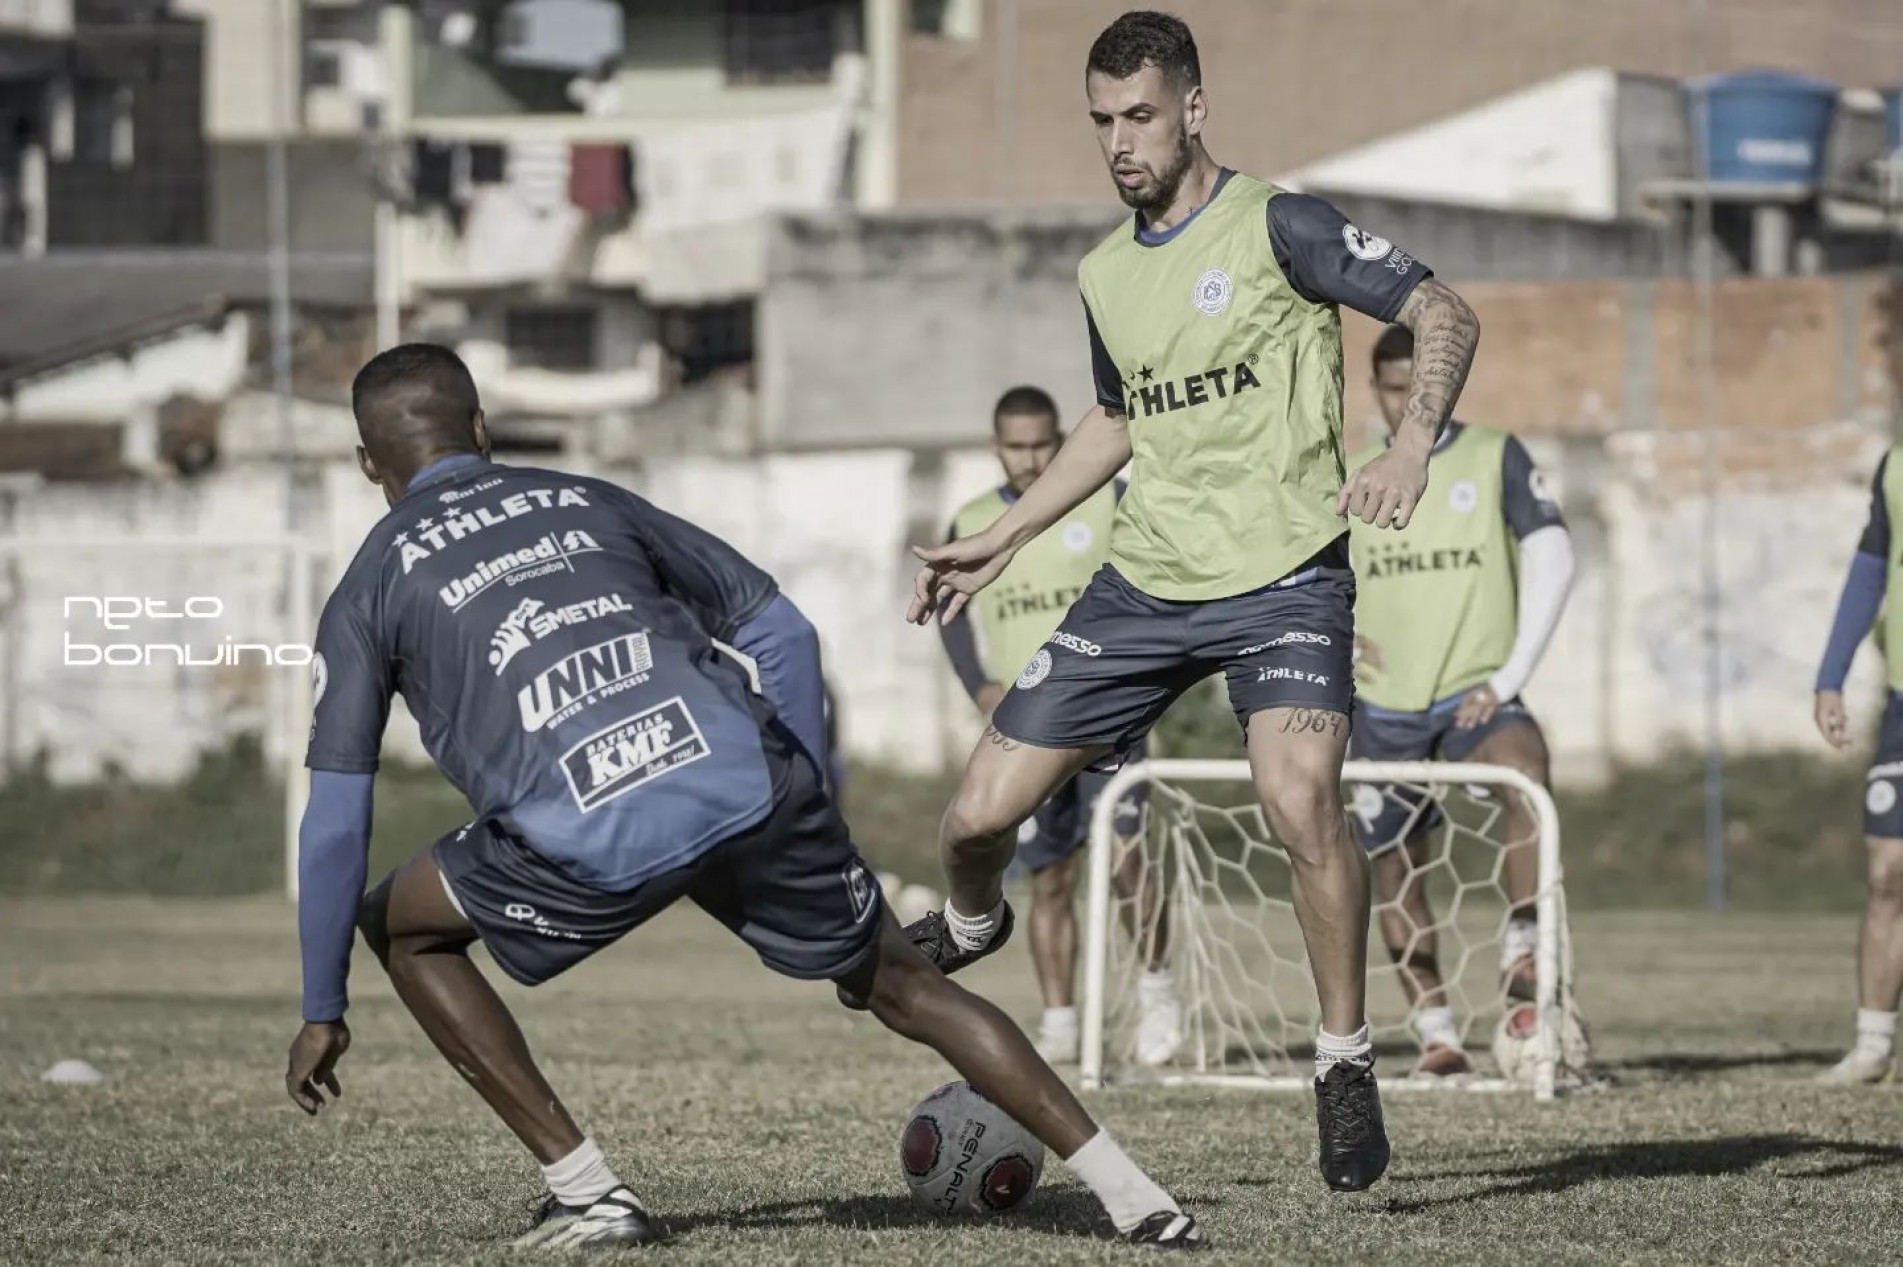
[1017,751,1148,872]
[1346,696,1540,854]
[1866,694,1903,838]
[434,748,882,988]
[991,543,1356,757]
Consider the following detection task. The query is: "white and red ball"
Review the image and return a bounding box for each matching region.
[899,1081,1044,1216]
[1492,1002,1592,1085]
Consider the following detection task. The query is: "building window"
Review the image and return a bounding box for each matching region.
[722,0,858,86]
[912,0,981,39]
[505,305,599,372]
[74,80,132,168]
[659,300,754,385]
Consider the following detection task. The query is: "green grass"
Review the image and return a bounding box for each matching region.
[2,898,1900,1263]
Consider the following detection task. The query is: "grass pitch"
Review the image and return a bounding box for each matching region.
[2,899,1900,1264]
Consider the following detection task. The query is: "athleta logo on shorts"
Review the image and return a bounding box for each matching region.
[1257,666,1329,685]
[559,697,711,813]
[439,530,604,611]
[502,901,581,941]
[488,593,635,674]
[1237,631,1332,655]
[1048,631,1103,657]
[518,631,655,732]
[397,486,591,574]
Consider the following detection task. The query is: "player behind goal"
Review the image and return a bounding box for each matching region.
[1345,324,1576,1077]
[1813,442,1903,1084]
[938,385,1180,1067]
[899,12,1481,1193]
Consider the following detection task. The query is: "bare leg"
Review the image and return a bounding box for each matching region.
[1373,836,1445,1009]
[1244,707,1368,1036]
[940,727,1101,916]
[1029,855,1080,1009]
[363,852,582,1163]
[1113,833,1170,970]
[1466,721,1552,920]
[1859,837,1903,1012]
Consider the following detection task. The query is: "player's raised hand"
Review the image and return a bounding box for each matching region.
[286,1020,351,1115]
[1337,447,1430,530]
[1814,690,1850,750]
[907,533,1015,627]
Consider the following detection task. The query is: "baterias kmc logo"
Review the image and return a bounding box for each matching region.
[559,696,711,813]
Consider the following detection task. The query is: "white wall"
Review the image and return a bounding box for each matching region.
[0,316,251,425]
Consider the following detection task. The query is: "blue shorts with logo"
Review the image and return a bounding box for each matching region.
[434,726,882,987]
[991,542,1356,757]
[1865,693,1903,837]
[1017,744,1149,872]
[1346,694,1540,854]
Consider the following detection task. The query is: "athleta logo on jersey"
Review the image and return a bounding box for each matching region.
[1122,355,1262,421]
[560,697,710,813]
[440,530,604,611]
[398,485,591,575]
[518,631,654,732]
[1358,543,1486,580]
[488,593,635,674]
[990,584,1088,622]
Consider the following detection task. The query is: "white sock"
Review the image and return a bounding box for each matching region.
[1041,1005,1079,1037]
[1138,969,1176,1000]
[1063,1129,1178,1234]
[1855,1008,1898,1055]
[1413,1006,1462,1052]
[1315,1023,1372,1082]
[945,898,1004,953]
[1501,916,1538,970]
[542,1137,623,1208]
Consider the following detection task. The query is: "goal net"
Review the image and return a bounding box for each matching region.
[1079,759,1588,1102]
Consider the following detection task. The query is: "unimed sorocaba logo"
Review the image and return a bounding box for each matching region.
[62,596,312,667]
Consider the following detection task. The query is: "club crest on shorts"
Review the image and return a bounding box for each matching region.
[1192,267,1233,316]
[1449,479,1479,513]
[1016,648,1053,690]
[1061,520,1095,553]
[1868,779,1898,816]
[1342,224,1392,261]
[843,862,876,922]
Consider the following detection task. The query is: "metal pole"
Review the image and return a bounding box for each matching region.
[266,0,303,900]
[376,1,416,351]
[1691,1,1725,912]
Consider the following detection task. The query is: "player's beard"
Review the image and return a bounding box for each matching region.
[1117,125,1194,214]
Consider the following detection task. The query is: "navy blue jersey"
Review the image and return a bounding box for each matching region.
[307,457,785,892]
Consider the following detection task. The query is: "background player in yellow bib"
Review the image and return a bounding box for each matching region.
[1813,443,1903,1084]
[1345,325,1577,1079]
[898,12,1481,1194]
[938,385,1180,1067]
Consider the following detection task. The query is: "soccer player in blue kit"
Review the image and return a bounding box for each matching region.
[283,345,1207,1251]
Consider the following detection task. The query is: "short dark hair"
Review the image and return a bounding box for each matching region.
[1086,11,1200,91]
[350,343,483,473]
[1372,324,1414,369]
[351,342,480,422]
[993,385,1059,428]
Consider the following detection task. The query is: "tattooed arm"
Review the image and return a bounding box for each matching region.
[1335,278,1482,531]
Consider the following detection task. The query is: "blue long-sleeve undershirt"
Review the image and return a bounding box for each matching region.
[1816,551,1887,692]
[297,769,373,1023]
[732,593,828,779]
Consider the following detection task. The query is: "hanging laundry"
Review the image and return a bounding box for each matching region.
[507,139,571,215]
[568,143,631,215]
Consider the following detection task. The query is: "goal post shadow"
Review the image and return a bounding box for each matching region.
[1079,758,1588,1102]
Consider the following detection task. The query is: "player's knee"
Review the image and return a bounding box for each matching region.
[1256,778,1341,858]
[941,782,1025,855]
[1868,843,1903,903]
[357,873,396,969]
[1030,857,1076,906]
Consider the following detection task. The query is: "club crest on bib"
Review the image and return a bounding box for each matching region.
[1449,480,1479,513]
[1342,224,1392,262]
[1192,267,1233,316]
[1016,648,1053,690]
[1061,520,1095,553]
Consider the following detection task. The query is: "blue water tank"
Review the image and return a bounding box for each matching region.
[1691,70,1839,185]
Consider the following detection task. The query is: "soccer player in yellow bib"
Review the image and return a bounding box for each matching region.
[900,13,1480,1195]
[1813,444,1903,1084]
[938,386,1181,1068]
[1345,325,1577,1080]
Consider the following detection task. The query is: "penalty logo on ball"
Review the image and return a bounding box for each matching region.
[1192,267,1233,316]
[1016,649,1052,690]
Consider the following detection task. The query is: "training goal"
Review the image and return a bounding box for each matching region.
[1079,759,1590,1102]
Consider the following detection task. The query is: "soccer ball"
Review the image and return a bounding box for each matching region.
[1491,1002,1593,1085]
[899,1081,1044,1216]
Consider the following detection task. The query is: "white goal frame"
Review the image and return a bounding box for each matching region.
[1079,758,1572,1102]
